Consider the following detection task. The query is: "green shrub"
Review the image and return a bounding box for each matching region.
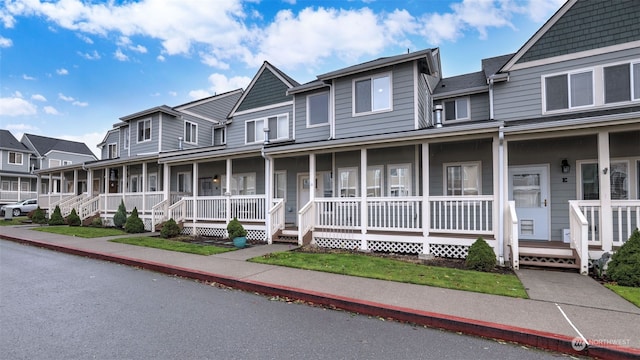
[48,205,65,226]
[227,217,247,239]
[160,218,181,238]
[465,237,496,272]
[124,207,145,233]
[113,200,127,229]
[91,217,103,227]
[31,207,47,224]
[607,228,640,287]
[66,208,81,226]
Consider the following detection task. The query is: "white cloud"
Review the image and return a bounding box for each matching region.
[114,48,129,61]
[131,44,147,53]
[188,89,211,99]
[201,73,251,96]
[6,124,38,134]
[72,101,88,107]
[0,36,12,47]
[0,97,37,116]
[31,94,47,102]
[59,93,75,102]
[43,106,60,114]
[157,54,166,62]
[523,0,566,22]
[76,33,93,44]
[61,131,106,158]
[168,91,177,97]
[56,68,69,75]
[23,74,36,80]
[78,50,101,60]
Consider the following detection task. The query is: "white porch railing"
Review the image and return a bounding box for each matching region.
[506,201,519,270]
[168,199,187,223]
[44,193,74,210]
[315,198,361,230]
[58,194,87,217]
[569,201,589,275]
[230,195,266,222]
[578,200,601,245]
[368,197,421,230]
[101,192,165,214]
[80,195,101,220]
[189,197,227,221]
[612,200,640,246]
[429,196,493,234]
[151,199,169,230]
[2,191,38,202]
[269,199,285,238]
[298,201,314,245]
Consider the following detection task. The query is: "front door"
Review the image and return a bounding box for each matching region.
[509,165,550,240]
[298,173,324,212]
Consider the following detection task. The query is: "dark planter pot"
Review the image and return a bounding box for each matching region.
[233,236,247,248]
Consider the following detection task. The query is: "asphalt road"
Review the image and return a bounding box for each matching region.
[0,240,570,359]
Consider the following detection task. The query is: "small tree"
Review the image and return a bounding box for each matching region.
[607,228,640,287]
[31,207,47,225]
[160,218,181,239]
[124,207,145,233]
[113,200,127,228]
[226,217,247,239]
[48,205,65,226]
[465,237,496,272]
[66,208,81,226]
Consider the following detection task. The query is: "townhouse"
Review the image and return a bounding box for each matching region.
[34,0,639,274]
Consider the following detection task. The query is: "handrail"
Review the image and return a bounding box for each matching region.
[268,199,285,239]
[569,200,589,275]
[151,199,169,230]
[168,198,187,223]
[506,201,519,270]
[298,201,314,246]
[79,195,101,220]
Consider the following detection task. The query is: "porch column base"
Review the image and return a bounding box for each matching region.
[419,253,435,261]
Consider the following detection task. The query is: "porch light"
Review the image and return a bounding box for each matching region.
[213,175,219,183]
[561,159,571,174]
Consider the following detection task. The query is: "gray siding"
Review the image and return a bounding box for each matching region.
[495,47,640,121]
[333,62,416,138]
[227,104,293,150]
[428,139,494,196]
[183,91,242,120]
[129,114,161,156]
[101,130,120,160]
[293,88,331,143]
[236,69,292,112]
[161,114,213,151]
[42,151,95,170]
[435,92,490,123]
[417,74,429,128]
[0,149,31,173]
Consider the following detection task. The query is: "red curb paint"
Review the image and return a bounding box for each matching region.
[3,235,639,359]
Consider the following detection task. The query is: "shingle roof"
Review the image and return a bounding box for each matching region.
[0,130,31,152]
[22,133,95,157]
[482,53,513,78]
[433,71,487,96]
[317,49,435,80]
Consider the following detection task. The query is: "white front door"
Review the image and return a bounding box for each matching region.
[298,173,325,212]
[509,165,550,240]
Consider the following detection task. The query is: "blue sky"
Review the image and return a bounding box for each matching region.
[0,0,565,157]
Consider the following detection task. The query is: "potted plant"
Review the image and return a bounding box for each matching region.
[227,217,248,248]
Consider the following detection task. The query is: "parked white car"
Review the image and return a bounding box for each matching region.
[1,199,38,217]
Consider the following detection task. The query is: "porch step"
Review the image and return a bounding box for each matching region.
[272,229,299,244]
[518,250,580,270]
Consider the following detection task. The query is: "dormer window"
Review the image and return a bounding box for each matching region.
[443,98,470,121]
[353,73,391,115]
[108,143,118,159]
[185,121,197,144]
[137,119,151,142]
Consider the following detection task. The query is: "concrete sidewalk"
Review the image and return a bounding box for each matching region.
[1,225,639,359]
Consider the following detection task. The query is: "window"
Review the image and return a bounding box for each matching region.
[389,164,411,196]
[148,173,157,192]
[20,181,29,192]
[185,121,197,143]
[246,114,289,144]
[367,166,383,197]
[354,73,391,114]
[107,143,118,159]
[222,173,256,195]
[445,163,480,196]
[8,152,23,165]
[579,160,629,200]
[62,160,72,166]
[49,159,61,168]
[544,70,593,111]
[130,176,139,193]
[123,127,130,149]
[307,92,329,126]
[214,127,226,146]
[604,63,640,103]
[1,181,9,191]
[338,167,358,197]
[138,119,151,142]
[444,98,469,121]
[177,172,191,193]
[274,171,286,200]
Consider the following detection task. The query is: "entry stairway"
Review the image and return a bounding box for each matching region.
[517,241,580,270]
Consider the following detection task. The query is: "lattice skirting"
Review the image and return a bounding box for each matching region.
[519,255,576,265]
[368,240,423,254]
[314,237,361,250]
[181,225,267,243]
[429,244,469,259]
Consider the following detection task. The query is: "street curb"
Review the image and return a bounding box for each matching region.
[3,235,639,359]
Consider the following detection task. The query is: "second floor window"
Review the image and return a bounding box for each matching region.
[604,62,640,104]
[307,92,329,126]
[354,73,391,114]
[213,127,226,146]
[8,152,23,165]
[246,114,289,144]
[185,121,197,143]
[544,70,594,112]
[108,143,118,159]
[123,127,130,149]
[138,119,151,142]
[49,159,61,168]
[444,98,469,121]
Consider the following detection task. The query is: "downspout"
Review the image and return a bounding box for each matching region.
[261,146,272,244]
[489,76,495,120]
[498,125,505,266]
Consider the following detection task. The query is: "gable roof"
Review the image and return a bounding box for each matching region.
[501,0,640,72]
[433,71,487,98]
[22,133,95,158]
[482,53,513,79]
[119,105,181,122]
[316,48,436,80]
[0,129,32,152]
[174,88,243,123]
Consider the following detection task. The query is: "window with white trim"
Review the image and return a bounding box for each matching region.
[137,118,151,142]
[367,166,383,197]
[49,159,62,168]
[123,127,130,149]
[148,173,157,192]
[604,62,640,103]
[130,175,139,193]
[107,143,118,159]
[389,164,411,197]
[20,181,29,192]
[579,160,629,200]
[185,121,197,144]
[338,167,358,197]
[307,92,329,126]
[63,160,72,166]
[354,73,391,114]
[8,152,23,165]
[445,162,480,196]
[177,172,191,193]
[274,171,286,200]
[214,127,226,146]
[444,98,469,121]
[246,114,289,144]
[246,118,264,144]
[1,181,9,191]
[544,70,594,112]
[222,173,256,195]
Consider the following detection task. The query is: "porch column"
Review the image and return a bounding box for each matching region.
[73,169,78,195]
[309,153,316,203]
[192,162,198,235]
[17,177,22,200]
[36,175,41,205]
[598,131,613,252]
[360,149,368,250]
[104,169,109,214]
[493,132,503,264]
[87,168,93,197]
[48,173,52,211]
[265,156,272,244]
[163,163,170,203]
[142,162,147,214]
[502,137,511,265]
[421,143,430,254]
[122,165,127,202]
[225,158,232,224]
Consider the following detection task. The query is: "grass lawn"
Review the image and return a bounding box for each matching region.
[0,216,29,226]
[250,251,528,298]
[33,226,126,238]
[605,284,640,307]
[110,236,235,255]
